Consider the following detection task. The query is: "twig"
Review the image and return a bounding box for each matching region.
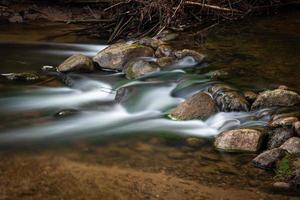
[184,1,242,13]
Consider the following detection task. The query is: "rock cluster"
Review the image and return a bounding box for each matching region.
[56,31,206,79]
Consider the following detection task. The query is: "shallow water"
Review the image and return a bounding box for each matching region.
[0,11,300,199]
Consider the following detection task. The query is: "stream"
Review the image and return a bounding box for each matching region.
[0,11,299,199]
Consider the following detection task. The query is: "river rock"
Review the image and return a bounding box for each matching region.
[115,87,133,103]
[156,57,175,68]
[214,129,264,152]
[267,127,294,149]
[280,137,300,154]
[124,60,160,79]
[251,89,300,110]
[1,72,39,81]
[8,14,23,23]
[174,49,206,63]
[185,137,204,148]
[155,45,174,58]
[209,84,249,112]
[156,30,179,42]
[210,70,229,80]
[269,117,298,128]
[93,43,154,70]
[170,92,217,120]
[243,91,258,104]
[54,109,79,118]
[294,121,300,136]
[136,37,163,50]
[273,182,291,191]
[58,54,94,72]
[252,148,286,169]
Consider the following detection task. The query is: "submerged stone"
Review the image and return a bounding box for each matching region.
[174,49,206,63]
[185,137,204,148]
[251,89,300,110]
[93,43,154,70]
[280,137,300,154]
[252,148,286,169]
[124,60,160,79]
[58,54,94,72]
[214,129,264,152]
[1,72,39,81]
[170,92,217,120]
[267,127,294,150]
[54,109,79,118]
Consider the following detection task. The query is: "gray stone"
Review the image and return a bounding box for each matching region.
[252,148,286,169]
[214,129,264,152]
[280,137,300,154]
[251,89,300,110]
[267,127,294,149]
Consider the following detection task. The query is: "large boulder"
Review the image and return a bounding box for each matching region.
[124,60,160,79]
[280,137,300,154]
[174,49,206,63]
[58,54,94,72]
[214,129,264,152]
[170,92,217,120]
[208,84,249,112]
[93,43,154,70]
[267,127,294,150]
[251,89,300,110]
[252,148,286,169]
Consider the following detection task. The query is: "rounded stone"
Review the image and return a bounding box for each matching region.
[58,54,94,72]
[170,92,217,120]
[214,128,264,153]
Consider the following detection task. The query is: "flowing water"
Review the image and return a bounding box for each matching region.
[0,11,300,199]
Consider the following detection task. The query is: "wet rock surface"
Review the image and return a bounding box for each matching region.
[155,45,174,58]
[174,49,206,63]
[124,60,160,79]
[252,148,286,169]
[93,43,154,70]
[170,92,217,120]
[208,84,249,112]
[280,137,300,154]
[156,57,175,68]
[58,54,94,72]
[214,129,264,152]
[251,89,300,110]
[269,117,298,128]
[243,91,258,105]
[267,127,294,150]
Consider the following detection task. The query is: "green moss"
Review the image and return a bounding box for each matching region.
[274,153,294,182]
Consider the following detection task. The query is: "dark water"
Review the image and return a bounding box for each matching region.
[0,11,300,199]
